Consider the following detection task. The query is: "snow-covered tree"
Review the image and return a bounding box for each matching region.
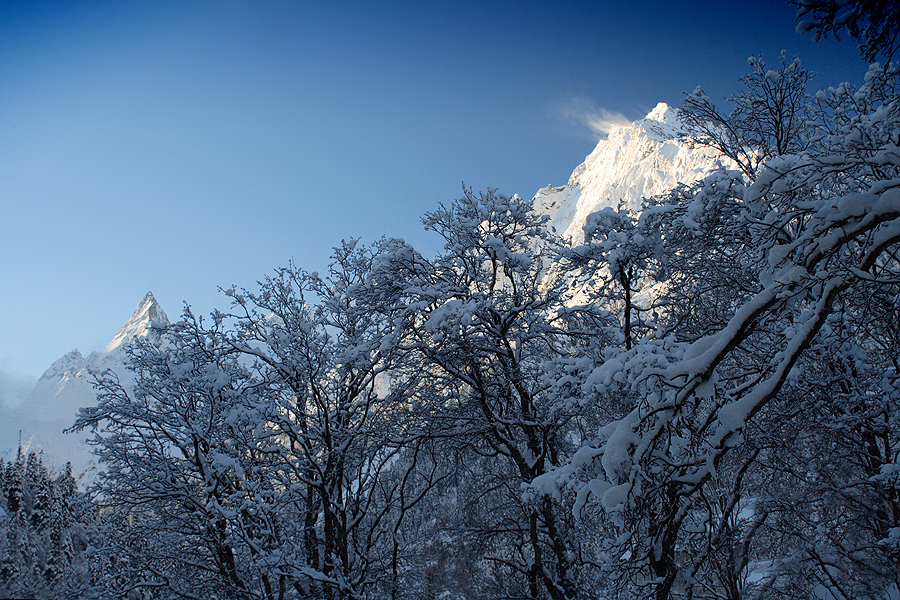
[220,240,446,600]
[375,188,607,599]
[75,309,294,599]
[794,0,900,62]
[0,451,96,599]
[562,204,661,351]
[680,53,813,181]
[75,240,447,600]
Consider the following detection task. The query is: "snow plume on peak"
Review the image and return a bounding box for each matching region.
[535,102,727,241]
[584,108,633,139]
[103,291,170,354]
[556,96,632,139]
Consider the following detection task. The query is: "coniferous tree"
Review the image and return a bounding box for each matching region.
[0,451,96,599]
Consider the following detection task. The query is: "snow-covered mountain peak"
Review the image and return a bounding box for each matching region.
[535,103,727,241]
[644,101,673,122]
[102,291,170,354]
[4,292,172,482]
[633,102,685,142]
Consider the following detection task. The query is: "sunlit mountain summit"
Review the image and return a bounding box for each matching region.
[534,102,727,241]
[102,291,170,354]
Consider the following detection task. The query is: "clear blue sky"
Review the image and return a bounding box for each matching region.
[0,0,868,390]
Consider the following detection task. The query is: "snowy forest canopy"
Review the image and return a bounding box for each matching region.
[3,4,900,599]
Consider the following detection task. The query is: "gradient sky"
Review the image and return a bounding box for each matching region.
[0,0,870,393]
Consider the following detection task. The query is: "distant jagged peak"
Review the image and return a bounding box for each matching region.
[102,291,170,354]
[37,349,87,381]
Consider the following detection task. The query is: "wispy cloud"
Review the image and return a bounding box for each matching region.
[554,96,632,140]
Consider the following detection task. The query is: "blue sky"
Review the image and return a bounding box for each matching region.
[0,0,869,389]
